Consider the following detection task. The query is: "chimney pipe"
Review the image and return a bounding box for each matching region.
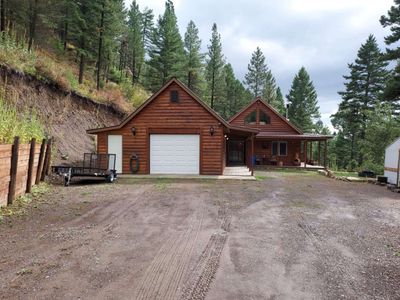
[286,104,290,120]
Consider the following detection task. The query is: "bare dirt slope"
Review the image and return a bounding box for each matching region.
[0,172,399,300]
[0,66,124,163]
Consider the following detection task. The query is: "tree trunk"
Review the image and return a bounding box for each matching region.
[63,5,68,51]
[0,0,5,33]
[28,0,38,52]
[211,71,215,109]
[350,133,355,162]
[96,0,105,91]
[131,48,136,85]
[187,71,192,90]
[78,37,85,84]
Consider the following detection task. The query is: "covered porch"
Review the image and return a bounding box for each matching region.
[252,133,332,170]
[224,125,258,175]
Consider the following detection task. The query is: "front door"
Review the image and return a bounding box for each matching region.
[227,139,245,165]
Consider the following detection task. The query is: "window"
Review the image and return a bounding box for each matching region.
[272,141,287,156]
[170,90,179,102]
[259,111,271,125]
[245,110,257,124]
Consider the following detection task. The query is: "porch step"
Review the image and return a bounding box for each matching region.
[223,166,252,176]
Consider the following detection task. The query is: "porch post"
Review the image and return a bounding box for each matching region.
[251,134,254,176]
[318,141,321,165]
[324,140,328,169]
[304,140,307,169]
[310,142,313,163]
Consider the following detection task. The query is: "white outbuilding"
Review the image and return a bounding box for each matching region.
[384,137,400,186]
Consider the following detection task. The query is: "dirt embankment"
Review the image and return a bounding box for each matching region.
[0,66,125,163]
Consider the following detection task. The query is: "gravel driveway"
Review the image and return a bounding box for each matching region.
[0,171,399,300]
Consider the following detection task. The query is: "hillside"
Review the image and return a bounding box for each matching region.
[0,65,124,163]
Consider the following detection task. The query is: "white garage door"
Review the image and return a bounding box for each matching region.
[150,134,200,174]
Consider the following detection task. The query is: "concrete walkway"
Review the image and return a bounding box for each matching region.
[118,174,256,180]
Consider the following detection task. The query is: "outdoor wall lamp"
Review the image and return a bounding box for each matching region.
[131,127,136,136]
[209,126,215,136]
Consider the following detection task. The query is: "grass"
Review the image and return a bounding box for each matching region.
[0,33,150,114]
[0,183,51,221]
[332,171,359,178]
[154,178,173,190]
[259,168,318,176]
[0,95,45,143]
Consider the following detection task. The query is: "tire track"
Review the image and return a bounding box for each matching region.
[134,201,205,300]
[181,210,231,300]
[290,201,359,296]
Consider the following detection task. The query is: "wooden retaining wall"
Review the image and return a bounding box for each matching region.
[0,138,51,207]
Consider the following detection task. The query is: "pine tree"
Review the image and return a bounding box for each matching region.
[206,23,224,109]
[141,7,154,50]
[287,67,320,132]
[184,20,204,94]
[147,0,185,91]
[73,1,101,84]
[244,47,267,98]
[270,87,286,115]
[262,70,277,103]
[95,0,125,89]
[127,0,144,85]
[380,1,400,106]
[331,35,389,164]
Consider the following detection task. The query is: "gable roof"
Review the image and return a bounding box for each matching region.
[228,98,303,134]
[87,78,259,134]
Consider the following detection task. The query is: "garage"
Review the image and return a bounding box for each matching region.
[150,134,200,174]
[88,78,257,175]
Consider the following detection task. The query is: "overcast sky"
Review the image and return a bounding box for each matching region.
[124,0,394,128]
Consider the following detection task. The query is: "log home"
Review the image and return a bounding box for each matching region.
[87,78,331,175]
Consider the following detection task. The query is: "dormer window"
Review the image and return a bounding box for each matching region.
[259,111,271,125]
[245,110,257,125]
[170,90,179,102]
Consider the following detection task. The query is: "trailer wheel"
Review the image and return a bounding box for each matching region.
[106,173,115,183]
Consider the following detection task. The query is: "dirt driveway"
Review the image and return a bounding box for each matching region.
[0,171,399,300]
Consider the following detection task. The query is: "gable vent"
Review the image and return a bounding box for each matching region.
[170,90,179,103]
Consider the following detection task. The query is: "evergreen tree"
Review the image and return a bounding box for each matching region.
[244,47,267,98]
[331,35,389,164]
[184,20,203,94]
[141,7,154,50]
[206,23,224,109]
[270,87,286,115]
[287,67,320,132]
[72,1,101,84]
[95,0,125,89]
[262,70,277,103]
[127,0,144,85]
[147,0,185,91]
[361,104,400,173]
[380,1,400,107]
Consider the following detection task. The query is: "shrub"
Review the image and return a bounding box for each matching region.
[0,97,45,144]
[362,160,384,175]
[346,159,358,172]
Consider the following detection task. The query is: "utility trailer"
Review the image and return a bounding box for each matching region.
[52,153,117,186]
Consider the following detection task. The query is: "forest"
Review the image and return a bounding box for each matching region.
[1,0,400,173]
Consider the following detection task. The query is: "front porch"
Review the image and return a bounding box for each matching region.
[253,134,330,169]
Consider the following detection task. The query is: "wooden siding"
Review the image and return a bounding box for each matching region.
[254,140,302,166]
[230,100,299,134]
[96,83,224,175]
